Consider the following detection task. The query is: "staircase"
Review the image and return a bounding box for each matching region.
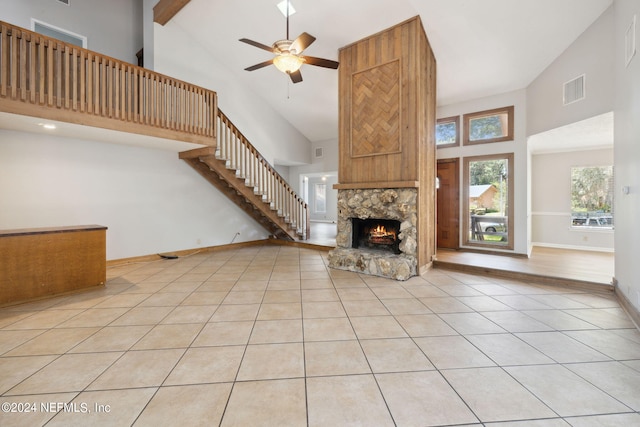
[180,109,309,241]
[0,21,309,242]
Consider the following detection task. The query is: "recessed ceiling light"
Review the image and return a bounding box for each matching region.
[277,1,295,17]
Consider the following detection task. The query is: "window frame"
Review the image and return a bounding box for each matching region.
[463,105,514,146]
[462,153,514,250]
[435,115,460,148]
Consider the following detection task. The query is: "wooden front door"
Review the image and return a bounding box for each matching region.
[437,159,459,249]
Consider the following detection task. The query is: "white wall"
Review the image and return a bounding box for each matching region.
[613,0,640,312]
[152,20,311,167]
[289,138,339,191]
[142,0,156,69]
[527,6,614,136]
[0,131,268,260]
[1,0,143,64]
[436,89,529,255]
[531,148,614,251]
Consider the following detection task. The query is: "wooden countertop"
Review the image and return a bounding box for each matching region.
[0,225,108,238]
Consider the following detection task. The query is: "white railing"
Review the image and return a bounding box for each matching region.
[217,109,309,239]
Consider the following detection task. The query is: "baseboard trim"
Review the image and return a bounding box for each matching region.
[614,282,640,330]
[106,239,270,267]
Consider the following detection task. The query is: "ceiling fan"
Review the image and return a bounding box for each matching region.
[239,2,339,83]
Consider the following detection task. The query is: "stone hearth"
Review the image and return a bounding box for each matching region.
[328,188,417,281]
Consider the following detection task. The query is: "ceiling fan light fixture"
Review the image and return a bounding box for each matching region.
[273,53,304,73]
[276,0,295,17]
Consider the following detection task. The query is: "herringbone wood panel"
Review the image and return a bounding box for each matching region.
[350,60,400,157]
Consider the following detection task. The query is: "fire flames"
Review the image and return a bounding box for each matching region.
[368,224,397,245]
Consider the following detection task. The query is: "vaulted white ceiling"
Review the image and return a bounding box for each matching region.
[170,0,612,143]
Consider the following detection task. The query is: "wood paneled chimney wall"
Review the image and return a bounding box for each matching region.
[335,16,437,274]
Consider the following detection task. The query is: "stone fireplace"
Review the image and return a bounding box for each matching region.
[327,16,437,281]
[329,188,417,280]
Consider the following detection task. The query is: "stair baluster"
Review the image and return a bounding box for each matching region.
[204,109,309,240]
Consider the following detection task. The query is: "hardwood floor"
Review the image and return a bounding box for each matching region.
[434,247,615,292]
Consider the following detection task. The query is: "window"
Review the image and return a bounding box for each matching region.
[570,166,614,229]
[435,116,459,148]
[463,154,514,249]
[314,184,326,213]
[463,106,514,145]
[32,19,87,48]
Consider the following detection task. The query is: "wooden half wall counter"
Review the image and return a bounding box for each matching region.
[0,225,107,306]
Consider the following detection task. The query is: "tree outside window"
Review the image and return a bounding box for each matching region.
[463,154,514,249]
[463,106,514,145]
[571,166,614,228]
[436,116,459,148]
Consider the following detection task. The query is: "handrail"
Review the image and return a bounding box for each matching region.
[216,109,310,239]
[0,21,216,145]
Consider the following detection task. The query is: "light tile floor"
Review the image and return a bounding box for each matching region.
[1,244,639,426]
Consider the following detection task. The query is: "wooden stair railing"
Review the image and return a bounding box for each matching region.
[0,21,216,146]
[181,109,310,241]
[0,21,309,242]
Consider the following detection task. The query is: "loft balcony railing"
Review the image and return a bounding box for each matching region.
[0,21,216,146]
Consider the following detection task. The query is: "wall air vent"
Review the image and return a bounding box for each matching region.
[563,74,585,106]
[57,0,70,5]
[314,147,324,158]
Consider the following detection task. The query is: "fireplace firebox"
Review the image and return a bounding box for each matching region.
[352,218,401,254]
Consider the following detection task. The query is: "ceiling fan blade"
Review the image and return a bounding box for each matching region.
[289,70,303,84]
[303,56,339,69]
[290,32,316,54]
[239,38,276,53]
[244,59,274,71]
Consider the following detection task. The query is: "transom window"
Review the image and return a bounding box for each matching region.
[435,116,459,148]
[463,106,514,145]
[32,19,87,48]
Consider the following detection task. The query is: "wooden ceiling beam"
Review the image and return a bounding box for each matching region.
[153,0,191,25]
